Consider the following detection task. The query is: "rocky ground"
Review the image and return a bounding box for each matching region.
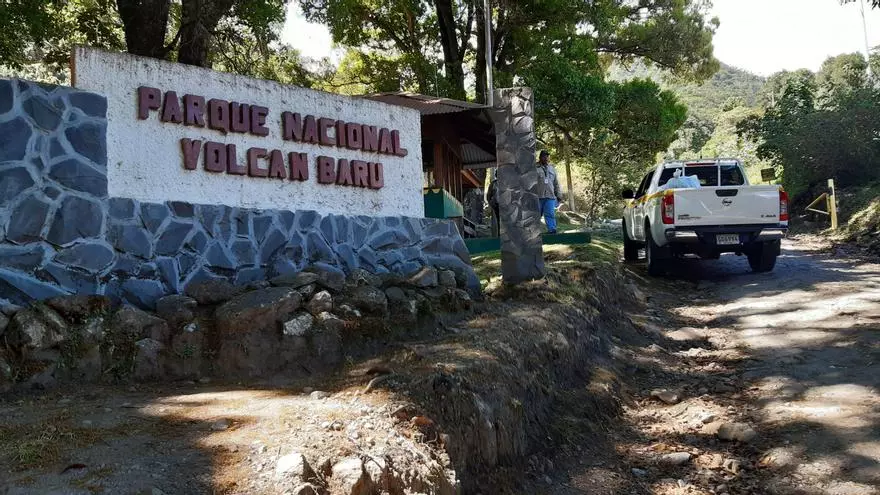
[2,235,878,494]
[533,235,880,495]
[0,240,642,494]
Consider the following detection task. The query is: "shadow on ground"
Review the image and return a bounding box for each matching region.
[542,240,880,494]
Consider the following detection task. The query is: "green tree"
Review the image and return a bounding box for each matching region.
[211,21,328,88]
[666,115,715,159]
[738,56,880,199]
[326,49,437,95]
[1,0,288,71]
[815,53,869,107]
[300,0,444,95]
[549,79,687,220]
[758,69,814,107]
[301,0,719,101]
[0,0,57,69]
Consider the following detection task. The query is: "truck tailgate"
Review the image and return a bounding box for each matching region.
[673,186,781,227]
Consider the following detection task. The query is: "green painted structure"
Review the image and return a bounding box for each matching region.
[465,231,592,255]
[423,188,464,219]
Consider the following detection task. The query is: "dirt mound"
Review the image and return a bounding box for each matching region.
[1,243,649,494]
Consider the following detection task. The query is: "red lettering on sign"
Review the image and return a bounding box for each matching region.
[161,91,183,123]
[230,102,250,133]
[392,130,408,157]
[346,124,363,151]
[368,162,384,189]
[184,94,206,127]
[352,160,369,187]
[289,152,308,181]
[318,156,335,184]
[336,120,348,148]
[318,118,336,146]
[208,99,230,134]
[247,147,269,177]
[227,144,246,175]
[379,128,393,155]
[335,159,353,186]
[269,150,286,180]
[282,112,303,141]
[362,125,379,152]
[250,106,270,136]
[204,141,226,172]
[303,115,319,144]
[137,86,161,120]
[180,138,201,170]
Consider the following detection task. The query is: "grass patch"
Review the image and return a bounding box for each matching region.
[0,412,128,471]
[556,221,584,233]
[841,183,880,234]
[470,233,623,290]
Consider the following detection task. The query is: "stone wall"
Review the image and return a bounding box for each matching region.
[0,78,477,310]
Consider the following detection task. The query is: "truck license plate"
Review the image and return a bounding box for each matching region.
[716,234,740,245]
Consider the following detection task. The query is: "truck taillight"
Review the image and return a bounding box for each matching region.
[661,194,675,224]
[779,190,789,222]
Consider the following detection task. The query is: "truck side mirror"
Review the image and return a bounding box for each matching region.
[621,189,635,199]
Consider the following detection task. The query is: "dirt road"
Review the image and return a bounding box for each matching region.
[551,238,880,494]
[2,238,878,494]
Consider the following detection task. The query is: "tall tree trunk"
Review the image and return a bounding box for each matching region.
[178,0,233,67]
[117,0,171,58]
[475,1,487,104]
[434,0,466,100]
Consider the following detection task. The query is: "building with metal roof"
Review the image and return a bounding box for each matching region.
[362,92,497,236]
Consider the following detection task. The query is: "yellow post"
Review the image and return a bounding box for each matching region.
[827,179,838,230]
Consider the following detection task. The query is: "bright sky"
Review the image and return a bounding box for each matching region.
[280,3,342,62]
[280,0,880,76]
[710,0,879,76]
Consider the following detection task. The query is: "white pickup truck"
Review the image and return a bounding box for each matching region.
[621,159,789,276]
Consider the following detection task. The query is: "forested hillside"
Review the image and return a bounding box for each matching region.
[609,60,773,186]
[610,61,766,122]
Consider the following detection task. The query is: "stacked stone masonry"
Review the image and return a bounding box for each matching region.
[0,78,477,310]
[492,87,544,282]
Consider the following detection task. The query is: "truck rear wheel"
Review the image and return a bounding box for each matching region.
[622,221,640,261]
[747,240,780,273]
[645,228,668,277]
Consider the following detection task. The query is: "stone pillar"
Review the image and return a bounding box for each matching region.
[492,87,544,283]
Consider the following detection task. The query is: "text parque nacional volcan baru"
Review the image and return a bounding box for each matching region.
[137,86,410,191]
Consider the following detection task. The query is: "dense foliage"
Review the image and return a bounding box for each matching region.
[1,0,719,222]
[0,0,302,82]
[737,53,880,200]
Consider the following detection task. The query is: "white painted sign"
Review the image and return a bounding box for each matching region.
[73,47,424,218]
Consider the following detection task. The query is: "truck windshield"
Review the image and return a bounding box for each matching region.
[658,164,746,187]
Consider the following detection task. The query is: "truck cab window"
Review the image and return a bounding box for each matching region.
[684,165,719,186]
[635,173,652,198]
[720,165,745,186]
[658,167,683,187]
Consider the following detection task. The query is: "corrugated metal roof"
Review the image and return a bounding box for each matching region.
[461,141,494,169]
[362,92,489,115]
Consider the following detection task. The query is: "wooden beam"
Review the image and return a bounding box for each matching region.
[461,168,481,188]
